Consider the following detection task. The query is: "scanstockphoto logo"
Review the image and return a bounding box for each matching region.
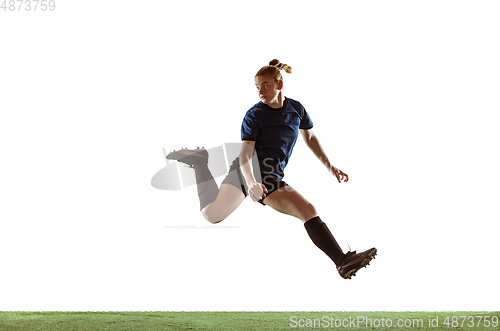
[289,315,500,329]
[290,315,425,328]
[151,143,262,190]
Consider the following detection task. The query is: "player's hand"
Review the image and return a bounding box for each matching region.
[247,182,268,202]
[329,166,349,183]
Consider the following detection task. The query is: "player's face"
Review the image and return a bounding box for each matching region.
[255,75,282,105]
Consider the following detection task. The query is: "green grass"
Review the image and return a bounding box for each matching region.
[0,311,499,331]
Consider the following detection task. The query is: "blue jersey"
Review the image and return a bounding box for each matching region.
[241,97,313,178]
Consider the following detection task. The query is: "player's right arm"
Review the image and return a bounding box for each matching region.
[240,140,268,202]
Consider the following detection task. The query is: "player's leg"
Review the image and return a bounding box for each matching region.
[201,183,246,224]
[167,148,248,224]
[260,184,317,222]
[262,183,376,279]
[201,157,250,223]
[262,184,346,266]
[167,147,221,212]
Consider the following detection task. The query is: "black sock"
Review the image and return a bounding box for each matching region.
[194,161,219,211]
[304,216,345,266]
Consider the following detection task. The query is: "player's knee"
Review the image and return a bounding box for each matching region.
[302,202,317,221]
[201,207,225,224]
[309,203,317,215]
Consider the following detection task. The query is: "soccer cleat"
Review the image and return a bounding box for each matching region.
[166,147,208,166]
[337,247,377,279]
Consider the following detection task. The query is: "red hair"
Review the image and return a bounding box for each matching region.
[255,59,292,82]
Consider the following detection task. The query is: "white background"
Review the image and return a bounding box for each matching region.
[1,0,499,311]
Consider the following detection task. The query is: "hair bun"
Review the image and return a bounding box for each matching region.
[268,59,292,74]
[269,59,280,66]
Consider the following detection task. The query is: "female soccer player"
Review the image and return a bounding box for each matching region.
[167,59,376,279]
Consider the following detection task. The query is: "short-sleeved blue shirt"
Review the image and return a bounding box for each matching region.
[241,97,313,178]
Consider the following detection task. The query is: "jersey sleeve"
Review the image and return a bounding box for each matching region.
[299,106,314,130]
[241,111,259,141]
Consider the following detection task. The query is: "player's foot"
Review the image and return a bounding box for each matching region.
[166,147,208,167]
[337,247,377,279]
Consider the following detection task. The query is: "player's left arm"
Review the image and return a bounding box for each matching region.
[300,128,348,183]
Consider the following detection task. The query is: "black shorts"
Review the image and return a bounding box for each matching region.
[221,157,288,205]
